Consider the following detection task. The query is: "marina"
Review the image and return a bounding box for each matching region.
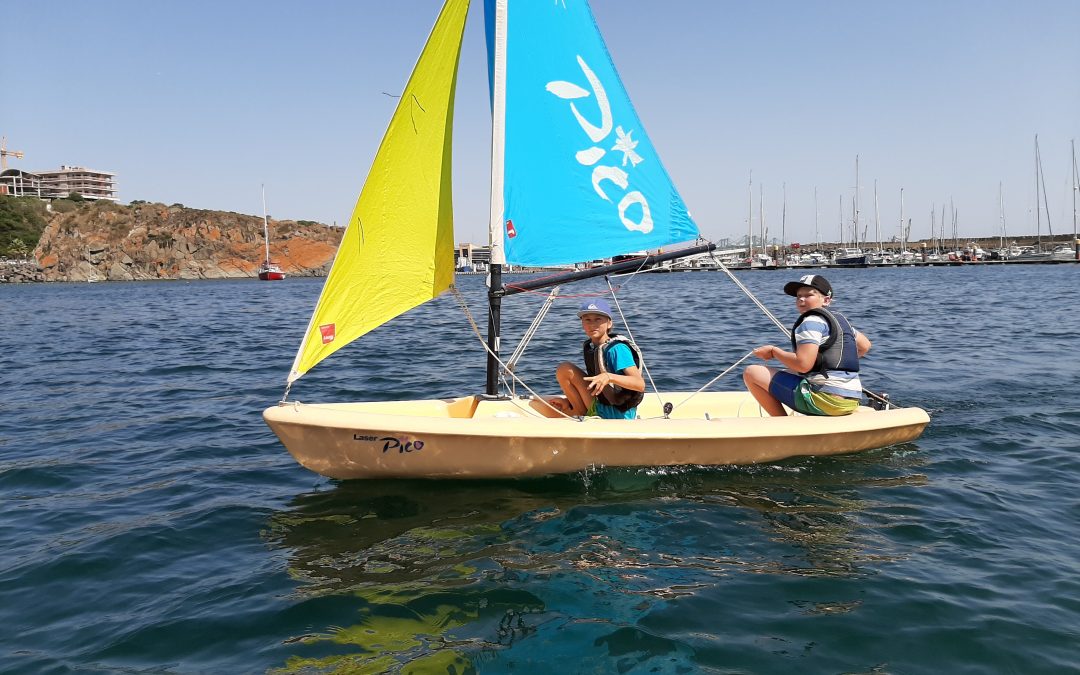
[454,243,1080,276]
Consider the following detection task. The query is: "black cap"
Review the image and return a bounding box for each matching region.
[783,274,833,298]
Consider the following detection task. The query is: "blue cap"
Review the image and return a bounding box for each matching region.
[577,299,613,320]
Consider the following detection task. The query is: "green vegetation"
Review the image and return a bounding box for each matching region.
[50,199,79,214]
[0,196,49,258]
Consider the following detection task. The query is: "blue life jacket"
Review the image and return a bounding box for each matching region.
[582,334,644,412]
[790,308,860,376]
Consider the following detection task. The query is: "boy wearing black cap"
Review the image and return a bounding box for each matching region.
[743,274,871,416]
[545,298,646,419]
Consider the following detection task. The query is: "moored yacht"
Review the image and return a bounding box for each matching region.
[832,247,868,266]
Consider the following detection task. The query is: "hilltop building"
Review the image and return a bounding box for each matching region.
[0,169,42,198]
[0,165,117,201]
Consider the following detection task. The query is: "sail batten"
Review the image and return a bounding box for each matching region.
[486,0,699,266]
[287,0,470,384]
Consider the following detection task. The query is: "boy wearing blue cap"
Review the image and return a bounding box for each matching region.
[743,274,871,416]
[545,299,646,419]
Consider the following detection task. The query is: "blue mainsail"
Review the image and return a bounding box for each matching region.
[486,0,700,267]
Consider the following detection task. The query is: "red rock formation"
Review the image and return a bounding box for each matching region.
[30,201,342,282]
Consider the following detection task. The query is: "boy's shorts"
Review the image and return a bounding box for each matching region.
[768,371,859,416]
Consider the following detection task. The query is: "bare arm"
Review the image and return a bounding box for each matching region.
[855,331,871,357]
[753,343,820,373]
[585,365,645,396]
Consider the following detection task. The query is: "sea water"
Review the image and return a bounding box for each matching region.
[1,265,1078,673]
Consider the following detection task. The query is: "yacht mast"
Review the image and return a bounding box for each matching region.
[899,187,905,251]
[781,182,787,255]
[951,198,957,252]
[942,203,947,252]
[812,185,820,246]
[748,171,753,259]
[998,182,1006,249]
[1035,134,1042,250]
[930,204,936,253]
[874,179,881,252]
[759,183,765,261]
[853,155,860,248]
[261,184,271,265]
[1072,138,1078,247]
[1037,135,1053,241]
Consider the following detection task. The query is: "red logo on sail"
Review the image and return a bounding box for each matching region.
[505,220,517,238]
[319,323,336,344]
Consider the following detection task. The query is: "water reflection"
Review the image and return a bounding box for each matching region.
[265,449,928,671]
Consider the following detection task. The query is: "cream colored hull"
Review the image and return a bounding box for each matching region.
[263,392,930,480]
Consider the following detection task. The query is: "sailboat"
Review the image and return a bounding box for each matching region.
[833,156,868,266]
[1053,138,1079,261]
[263,0,929,480]
[257,186,286,281]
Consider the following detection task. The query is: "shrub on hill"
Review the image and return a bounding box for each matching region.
[0,196,49,258]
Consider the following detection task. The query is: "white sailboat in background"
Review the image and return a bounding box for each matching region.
[1022,134,1054,261]
[263,0,928,480]
[257,186,285,281]
[1053,138,1079,261]
[833,156,867,266]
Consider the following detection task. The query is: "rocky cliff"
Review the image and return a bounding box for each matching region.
[14,200,341,282]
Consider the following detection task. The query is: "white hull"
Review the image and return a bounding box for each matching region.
[264,392,929,479]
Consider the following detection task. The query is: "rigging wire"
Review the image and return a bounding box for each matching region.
[503,286,561,393]
[707,250,790,337]
[666,350,755,412]
[450,286,575,419]
[604,276,664,411]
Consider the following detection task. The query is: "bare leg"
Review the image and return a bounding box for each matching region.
[743,365,787,417]
[555,361,594,416]
[537,396,570,418]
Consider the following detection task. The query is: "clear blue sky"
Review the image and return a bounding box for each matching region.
[4,1,1078,247]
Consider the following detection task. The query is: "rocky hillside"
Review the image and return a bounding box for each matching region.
[4,198,342,282]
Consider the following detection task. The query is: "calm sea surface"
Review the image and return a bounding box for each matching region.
[1,265,1078,673]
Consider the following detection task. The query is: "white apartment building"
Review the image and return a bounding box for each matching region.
[0,166,118,201]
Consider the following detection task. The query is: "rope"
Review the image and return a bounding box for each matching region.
[665,350,755,412]
[603,254,654,285]
[450,286,576,420]
[708,251,790,337]
[604,276,665,411]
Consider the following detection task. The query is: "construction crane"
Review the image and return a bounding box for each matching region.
[1,136,25,170]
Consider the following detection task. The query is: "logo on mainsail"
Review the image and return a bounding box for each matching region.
[319,323,336,344]
[547,55,653,234]
[506,219,517,238]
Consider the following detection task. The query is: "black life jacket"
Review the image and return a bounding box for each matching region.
[582,334,645,412]
[790,308,860,376]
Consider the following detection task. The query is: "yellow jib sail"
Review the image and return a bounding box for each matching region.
[288,0,470,384]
